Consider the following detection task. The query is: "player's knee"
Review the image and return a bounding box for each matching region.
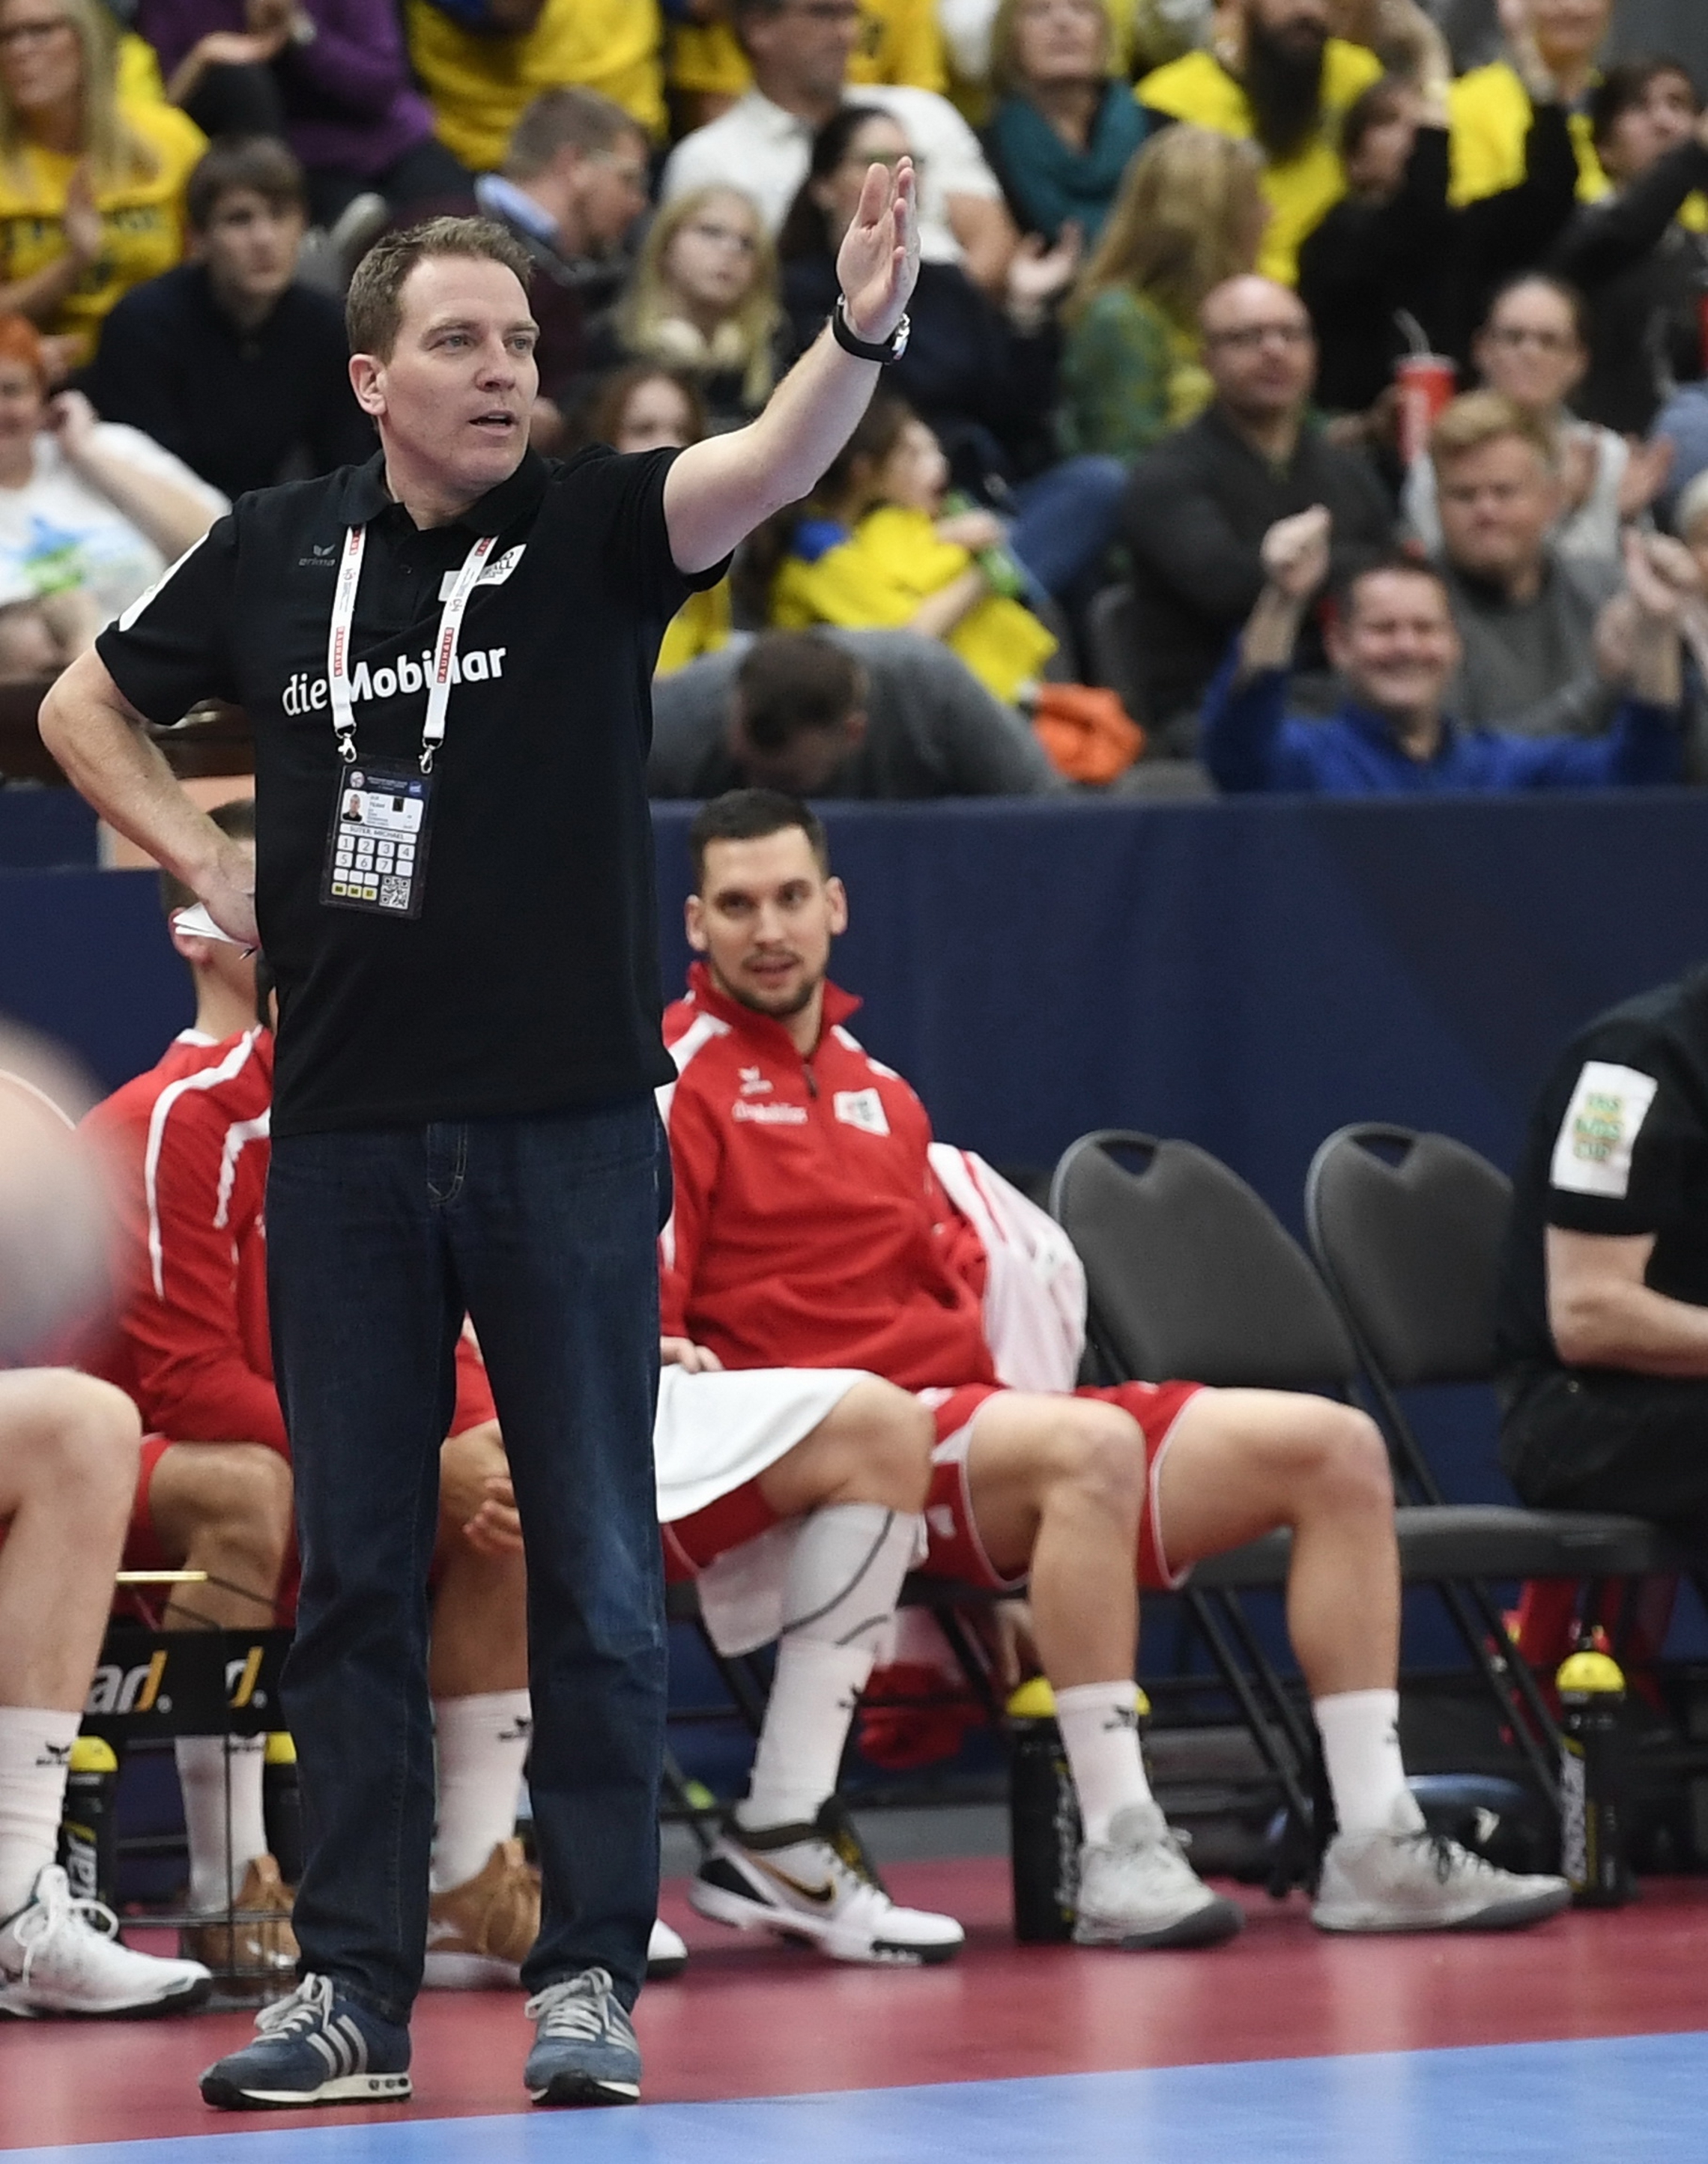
[199,1446,295,1567]
[1050,1402,1146,1524]
[37,1372,141,1522]
[843,1381,934,1512]
[1300,1403,1393,1520]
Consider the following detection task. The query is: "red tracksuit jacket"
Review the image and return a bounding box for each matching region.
[659,964,996,1390]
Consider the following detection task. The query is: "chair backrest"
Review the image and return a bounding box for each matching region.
[1049,1131,1358,1390]
[1304,1125,1512,1388]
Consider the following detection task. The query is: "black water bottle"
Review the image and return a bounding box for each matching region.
[262,1732,303,1885]
[1557,1649,1632,1907]
[1009,1679,1080,1941]
[58,1734,119,1908]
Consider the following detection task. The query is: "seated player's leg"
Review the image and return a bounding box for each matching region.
[423,1417,537,1990]
[1154,1387,1569,1933]
[954,1389,1243,1951]
[142,1440,297,1973]
[0,1370,211,2016]
[682,1375,966,1965]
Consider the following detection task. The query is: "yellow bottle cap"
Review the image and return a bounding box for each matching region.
[1557,1650,1626,1695]
[68,1735,118,1775]
[263,1732,297,1766]
[1006,1680,1150,1719]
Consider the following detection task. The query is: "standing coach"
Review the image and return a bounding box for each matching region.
[40,172,919,2112]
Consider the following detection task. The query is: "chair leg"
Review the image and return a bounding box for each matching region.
[1181,1588,1312,1829]
[1437,1577,1561,1812]
[660,1745,720,1857]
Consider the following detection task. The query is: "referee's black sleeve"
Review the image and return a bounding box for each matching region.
[95,515,241,724]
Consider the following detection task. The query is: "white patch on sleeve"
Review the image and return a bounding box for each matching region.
[1548,1061,1661,1199]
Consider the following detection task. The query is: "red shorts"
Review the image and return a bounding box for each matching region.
[919,1381,1204,1594]
[661,1478,783,1584]
[121,1434,178,1573]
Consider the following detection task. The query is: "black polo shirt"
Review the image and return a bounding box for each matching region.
[1496,969,1708,1380]
[97,446,722,1136]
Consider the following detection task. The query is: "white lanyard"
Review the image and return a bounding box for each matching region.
[326,524,497,773]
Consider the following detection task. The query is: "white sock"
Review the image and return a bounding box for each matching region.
[1055,1681,1151,1846]
[431,1689,532,1894]
[1313,1688,1421,1836]
[0,1707,79,1919]
[737,1503,920,1834]
[176,1734,269,1913]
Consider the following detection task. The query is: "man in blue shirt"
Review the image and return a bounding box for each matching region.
[1202,503,1695,793]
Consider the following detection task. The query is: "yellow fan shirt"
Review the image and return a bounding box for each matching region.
[670,0,945,102]
[773,505,1056,706]
[1447,61,1707,231]
[409,0,666,172]
[1135,39,1384,285]
[0,98,206,363]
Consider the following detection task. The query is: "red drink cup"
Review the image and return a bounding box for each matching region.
[1396,354,1457,465]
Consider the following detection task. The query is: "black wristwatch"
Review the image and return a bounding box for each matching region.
[832,294,911,363]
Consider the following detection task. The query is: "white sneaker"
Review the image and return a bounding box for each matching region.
[646,1917,687,1980]
[1073,1801,1245,1950]
[688,1804,964,1966]
[0,1864,212,2018]
[1312,1796,1572,1934]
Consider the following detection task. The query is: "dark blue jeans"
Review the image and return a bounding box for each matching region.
[267,1098,667,2023]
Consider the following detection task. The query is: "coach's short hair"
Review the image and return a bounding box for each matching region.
[1334,551,1453,622]
[346,216,534,360]
[504,86,644,181]
[688,788,830,889]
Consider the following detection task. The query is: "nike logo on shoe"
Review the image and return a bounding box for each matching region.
[751,1859,838,1908]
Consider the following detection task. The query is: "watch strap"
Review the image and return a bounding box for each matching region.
[832,295,904,363]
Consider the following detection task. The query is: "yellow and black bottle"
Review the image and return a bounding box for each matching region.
[262,1733,303,1886]
[1557,1648,1632,1907]
[1009,1680,1151,1941]
[58,1734,118,1909]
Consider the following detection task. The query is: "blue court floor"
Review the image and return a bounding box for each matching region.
[11,2034,1708,2164]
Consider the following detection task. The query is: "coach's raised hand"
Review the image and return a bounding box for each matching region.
[835,155,920,345]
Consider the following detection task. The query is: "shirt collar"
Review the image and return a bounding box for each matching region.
[736,87,814,144]
[685,959,862,1054]
[1340,699,1462,765]
[474,172,558,243]
[333,447,550,538]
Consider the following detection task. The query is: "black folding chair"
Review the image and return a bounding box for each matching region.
[1050,1129,1582,1818]
[1304,1122,1692,1696]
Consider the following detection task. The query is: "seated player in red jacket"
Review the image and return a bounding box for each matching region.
[661,789,1572,1950]
[83,798,536,1987]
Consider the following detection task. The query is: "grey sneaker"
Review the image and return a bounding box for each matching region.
[1072,1801,1244,1951]
[1312,1797,1572,1934]
[523,1966,640,2106]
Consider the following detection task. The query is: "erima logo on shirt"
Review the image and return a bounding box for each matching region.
[281,648,509,715]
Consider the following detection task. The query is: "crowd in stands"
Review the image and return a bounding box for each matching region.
[0,0,1704,797]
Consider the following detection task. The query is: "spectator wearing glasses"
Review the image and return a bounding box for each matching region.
[585,186,789,432]
[1058,125,1268,463]
[475,88,652,451]
[0,0,205,368]
[1549,57,1708,438]
[661,0,1017,295]
[1406,274,1671,569]
[981,0,1150,247]
[1118,272,1393,742]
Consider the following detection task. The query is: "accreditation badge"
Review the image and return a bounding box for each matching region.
[321,761,433,918]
